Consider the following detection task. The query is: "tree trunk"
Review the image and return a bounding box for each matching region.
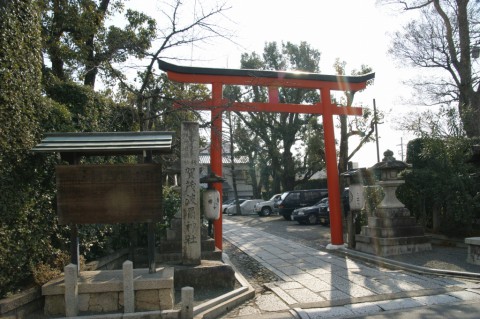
[432,202,441,233]
[282,148,295,191]
[270,149,282,194]
[227,112,241,213]
[247,155,260,198]
[83,36,98,88]
[459,92,480,137]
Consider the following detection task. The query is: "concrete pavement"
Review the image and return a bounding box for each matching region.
[221,219,480,319]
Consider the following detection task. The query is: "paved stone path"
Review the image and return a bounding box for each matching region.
[222,219,480,318]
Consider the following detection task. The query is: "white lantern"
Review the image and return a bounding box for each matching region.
[349,184,365,211]
[203,189,220,220]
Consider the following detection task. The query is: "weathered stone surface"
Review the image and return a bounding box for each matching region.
[44,295,64,316]
[181,122,201,265]
[466,237,480,265]
[64,264,78,317]
[361,226,426,238]
[136,290,159,311]
[159,288,174,309]
[42,267,175,315]
[123,261,134,313]
[181,287,194,318]
[86,292,119,312]
[356,193,431,256]
[355,235,431,246]
[372,207,411,218]
[368,216,419,228]
[0,287,42,315]
[78,294,90,313]
[356,241,432,256]
[174,260,235,290]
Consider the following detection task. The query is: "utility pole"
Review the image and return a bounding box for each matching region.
[373,99,380,163]
[397,137,405,162]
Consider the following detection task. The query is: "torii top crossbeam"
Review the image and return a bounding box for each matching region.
[158,59,375,250]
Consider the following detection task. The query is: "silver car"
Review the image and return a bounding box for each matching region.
[226,199,264,215]
[254,194,281,216]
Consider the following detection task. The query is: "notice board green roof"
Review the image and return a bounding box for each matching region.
[32,132,174,156]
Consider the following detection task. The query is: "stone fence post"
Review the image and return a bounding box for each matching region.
[64,264,78,317]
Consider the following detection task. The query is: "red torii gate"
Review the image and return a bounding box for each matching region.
[158,60,375,250]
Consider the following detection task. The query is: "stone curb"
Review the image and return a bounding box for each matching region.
[191,253,255,319]
[334,247,480,279]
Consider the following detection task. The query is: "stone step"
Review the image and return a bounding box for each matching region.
[367,216,419,228]
[134,248,223,264]
[355,240,432,256]
[173,260,235,289]
[360,225,426,238]
[355,234,431,246]
[373,207,411,218]
[158,238,216,253]
[156,249,223,263]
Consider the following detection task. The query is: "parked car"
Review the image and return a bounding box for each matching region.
[254,194,282,216]
[315,189,351,226]
[222,199,247,213]
[316,198,330,225]
[225,199,264,215]
[277,189,328,220]
[292,197,329,225]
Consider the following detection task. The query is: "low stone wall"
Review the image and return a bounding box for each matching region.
[42,265,174,317]
[0,288,43,319]
[0,249,129,318]
[466,237,480,265]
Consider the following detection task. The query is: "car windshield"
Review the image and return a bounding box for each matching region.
[223,199,235,205]
[269,194,280,201]
[315,198,329,206]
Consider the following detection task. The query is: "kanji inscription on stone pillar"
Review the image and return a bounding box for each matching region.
[181,122,201,265]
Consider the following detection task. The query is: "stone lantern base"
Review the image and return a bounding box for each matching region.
[355,207,432,256]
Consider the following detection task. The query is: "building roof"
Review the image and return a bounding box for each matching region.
[32,131,174,156]
[199,154,249,165]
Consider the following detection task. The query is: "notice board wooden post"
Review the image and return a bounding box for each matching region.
[144,150,158,274]
[64,153,80,271]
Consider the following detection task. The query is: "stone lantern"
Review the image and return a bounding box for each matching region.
[355,150,431,256]
[371,149,408,209]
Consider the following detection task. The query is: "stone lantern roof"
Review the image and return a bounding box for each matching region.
[371,150,409,171]
[370,150,409,181]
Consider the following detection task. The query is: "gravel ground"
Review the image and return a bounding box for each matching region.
[223,239,281,292]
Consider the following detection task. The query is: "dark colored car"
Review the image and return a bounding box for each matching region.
[317,198,331,225]
[276,189,328,220]
[316,189,351,226]
[292,197,329,225]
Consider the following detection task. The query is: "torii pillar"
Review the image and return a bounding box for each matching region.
[158,60,375,250]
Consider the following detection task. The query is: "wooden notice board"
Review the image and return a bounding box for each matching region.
[56,164,162,225]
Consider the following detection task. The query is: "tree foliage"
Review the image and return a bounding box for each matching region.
[0,0,56,297]
[383,0,480,137]
[332,59,379,178]
[0,0,231,298]
[41,0,153,88]
[398,136,480,236]
[226,41,325,193]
